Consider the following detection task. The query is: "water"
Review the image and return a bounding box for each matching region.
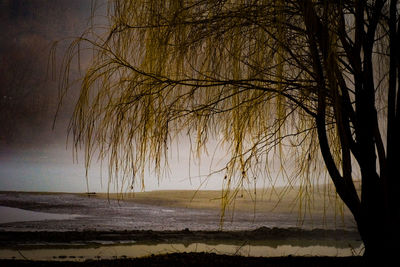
[0,243,364,261]
[0,206,81,224]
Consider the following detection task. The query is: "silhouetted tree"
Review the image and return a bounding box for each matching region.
[62,0,400,258]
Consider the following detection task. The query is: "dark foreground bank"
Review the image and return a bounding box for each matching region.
[0,227,361,248]
[0,252,367,267]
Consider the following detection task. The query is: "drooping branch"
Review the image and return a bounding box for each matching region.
[58,2,396,234]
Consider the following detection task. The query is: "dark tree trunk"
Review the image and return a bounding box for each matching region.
[357,200,399,261]
[302,0,400,260]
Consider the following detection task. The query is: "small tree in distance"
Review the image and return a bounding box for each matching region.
[61,0,399,259]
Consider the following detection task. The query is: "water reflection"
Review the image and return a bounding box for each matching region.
[0,242,364,261]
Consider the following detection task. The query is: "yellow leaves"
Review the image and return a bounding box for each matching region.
[62,0,350,219]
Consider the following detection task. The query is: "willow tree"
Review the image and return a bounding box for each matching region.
[61,0,399,258]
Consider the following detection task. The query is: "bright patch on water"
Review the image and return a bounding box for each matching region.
[0,206,81,224]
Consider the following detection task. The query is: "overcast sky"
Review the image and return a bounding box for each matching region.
[0,0,231,192]
[0,0,291,193]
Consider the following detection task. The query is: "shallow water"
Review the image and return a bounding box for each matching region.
[0,242,364,261]
[0,206,81,224]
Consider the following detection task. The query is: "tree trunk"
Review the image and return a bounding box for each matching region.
[358,217,399,261]
[356,175,400,261]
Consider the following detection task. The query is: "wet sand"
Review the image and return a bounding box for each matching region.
[91,187,352,215]
[0,228,361,249]
[0,190,357,232]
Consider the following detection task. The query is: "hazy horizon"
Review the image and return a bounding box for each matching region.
[0,0,290,194]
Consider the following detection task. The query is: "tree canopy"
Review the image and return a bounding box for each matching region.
[62,0,400,258]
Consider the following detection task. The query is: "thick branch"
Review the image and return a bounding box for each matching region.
[302,0,361,219]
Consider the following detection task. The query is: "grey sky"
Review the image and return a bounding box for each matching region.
[0,0,286,193]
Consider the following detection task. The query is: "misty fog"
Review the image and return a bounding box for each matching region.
[0,0,280,193]
[0,0,101,192]
[0,0,93,145]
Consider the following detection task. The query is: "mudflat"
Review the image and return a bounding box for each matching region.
[0,227,361,249]
[0,190,357,232]
[91,185,353,215]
